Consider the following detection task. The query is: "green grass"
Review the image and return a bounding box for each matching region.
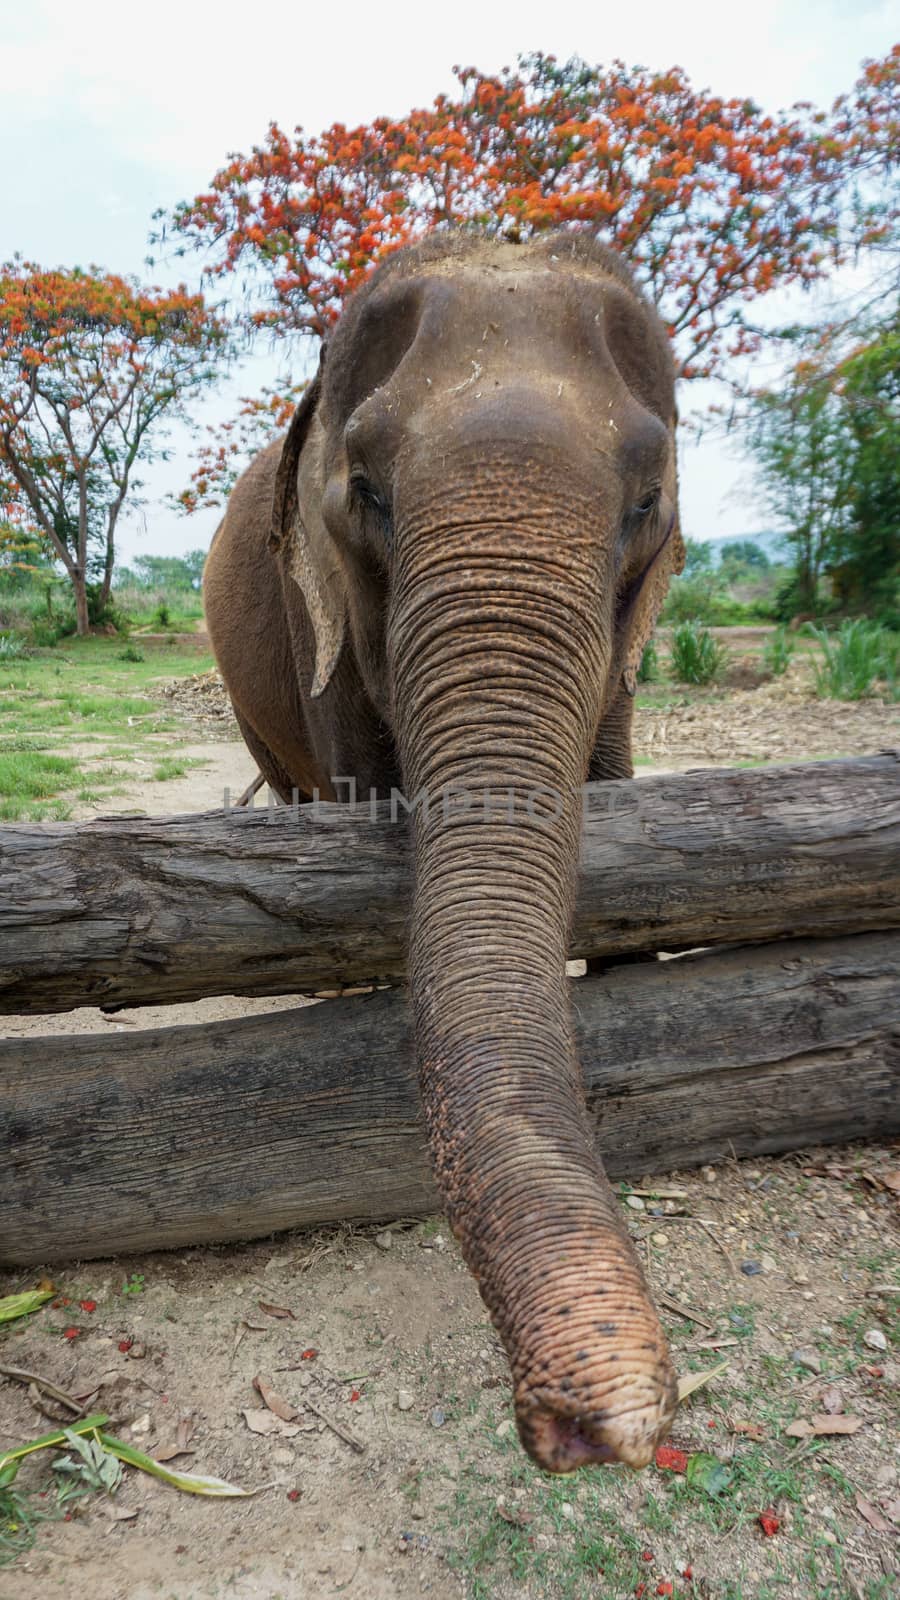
[0,1477,64,1567]
[152,757,199,782]
[0,636,213,818]
[0,750,80,820]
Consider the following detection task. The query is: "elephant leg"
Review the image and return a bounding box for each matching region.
[232,707,312,806]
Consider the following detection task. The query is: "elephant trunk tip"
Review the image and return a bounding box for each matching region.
[517,1375,677,1474]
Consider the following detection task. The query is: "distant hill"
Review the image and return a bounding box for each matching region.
[698,530,790,565]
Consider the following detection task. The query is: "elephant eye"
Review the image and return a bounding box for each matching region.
[630,488,660,521]
[349,472,392,532]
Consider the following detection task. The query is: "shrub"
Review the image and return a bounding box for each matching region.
[763,625,795,677]
[662,573,778,626]
[669,620,728,685]
[85,584,129,633]
[637,638,659,683]
[806,619,898,701]
[29,617,66,647]
[662,573,723,625]
[153,601,171,628]
[118,645,145,663]
[0,631,26,658]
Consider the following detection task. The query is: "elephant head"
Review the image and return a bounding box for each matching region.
[272,233,684,1471]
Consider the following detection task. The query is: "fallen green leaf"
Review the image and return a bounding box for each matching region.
[686,1450,734,1497]
[97,1432,253,1497]
[54,1429,122,1495]
[0,1290,54,1326]
[0,1415,109,1480]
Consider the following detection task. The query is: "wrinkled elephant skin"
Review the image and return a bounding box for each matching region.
[204,233,685,1471]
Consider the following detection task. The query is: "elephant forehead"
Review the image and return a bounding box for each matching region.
[412,267,673,426]
[411,265,619,358]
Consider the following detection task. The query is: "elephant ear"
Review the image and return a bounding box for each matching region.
[622,429,685,696]
[270,367,347,698]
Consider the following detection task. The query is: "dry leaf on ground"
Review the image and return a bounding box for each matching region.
[820,1386,844,1414]
[253,1376,299,1423]
[241,1409,302,1438]
[855,1493,895,1535]
[677,1360,729,1402]
[785,1414,863,1438]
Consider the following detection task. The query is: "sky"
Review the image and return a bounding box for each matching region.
[1,0,896,564]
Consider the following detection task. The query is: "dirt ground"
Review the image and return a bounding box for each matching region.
[2,640,898,1598]
[1,1155,897,1600]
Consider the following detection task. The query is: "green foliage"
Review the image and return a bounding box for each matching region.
[669,619,728,684]
[121,551,206,590]
[747,310,899,616]
[118,645,145,663]
[662,572,724,624]
[832,321,900,616]
[682,537,714,576]
[0,632,25,659]
[53,1430,122,1500]
[719,539,771,573]
[763,625,796,677]
[662,567,779,626]
[806,618,898,700]
[636,638,659,682]
[82,583,129,634]
[153,601,171,628]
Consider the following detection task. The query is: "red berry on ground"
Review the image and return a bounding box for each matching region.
[62,1327,79,1341]
[79,1299,97,1313]
[118,1337,133,1352]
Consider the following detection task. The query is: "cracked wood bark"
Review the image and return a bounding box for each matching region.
[0,932,897,1263]
[1,754,898,1016]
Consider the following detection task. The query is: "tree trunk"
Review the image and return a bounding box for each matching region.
[100,538,114,607]
[99,501,122,607]
[71,568,89,636]
[1,932,896,1265]
[1,755,897,1017]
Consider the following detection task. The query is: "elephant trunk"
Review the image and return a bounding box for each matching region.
[390,471,676,1472]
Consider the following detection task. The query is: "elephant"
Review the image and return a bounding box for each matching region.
[203,231,685,1473]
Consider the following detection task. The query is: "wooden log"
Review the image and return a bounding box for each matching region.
[1,932,897,1264]
[1,754,898,1016]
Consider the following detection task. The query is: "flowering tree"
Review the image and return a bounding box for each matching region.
[821,43,899,261]
[0,264,229,633]
[163,48,898,509]
[177,382,307,514]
